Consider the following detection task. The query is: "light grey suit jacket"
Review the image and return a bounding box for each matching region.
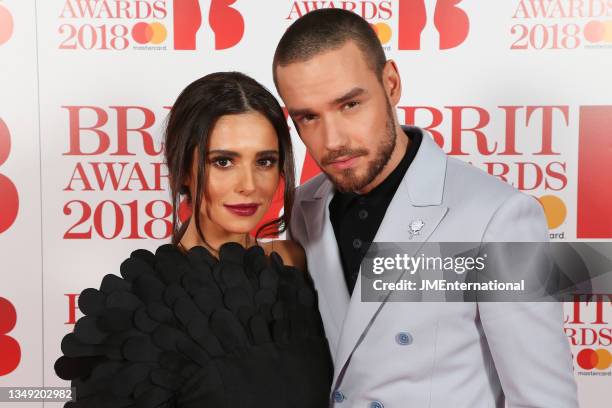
[289,128,578,408]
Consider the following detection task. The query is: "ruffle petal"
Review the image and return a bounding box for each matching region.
[55,242,331,407]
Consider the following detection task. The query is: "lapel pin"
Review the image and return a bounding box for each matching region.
[408,219,425,239]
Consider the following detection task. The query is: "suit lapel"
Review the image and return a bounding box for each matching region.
[301,179,350,349]
[332,130,450,385]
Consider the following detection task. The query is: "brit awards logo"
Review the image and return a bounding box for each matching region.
[285,0,470,50]
[0,297,21,376]
[0,0,14,46]
[577,106,612,238]
[56,0,244,51]
[286,1,394,48]
[565,295,612,376]
[61,104,170,240]
[58,0,170,50]
[0,118,19,234]
[173,0,244,50]
[511,0,612,50]
[397,0,470,50]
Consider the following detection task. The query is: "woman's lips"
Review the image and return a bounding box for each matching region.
[224,203,260,217]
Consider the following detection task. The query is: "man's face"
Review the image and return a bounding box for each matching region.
[276,41,398,193]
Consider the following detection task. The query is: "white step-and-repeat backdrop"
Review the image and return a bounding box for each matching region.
[0,1,610,406]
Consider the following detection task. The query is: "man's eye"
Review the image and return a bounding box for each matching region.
[300,114,317,124]
[213,158,233,168]
[343,101,360,110]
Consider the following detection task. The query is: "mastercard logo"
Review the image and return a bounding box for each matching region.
[536,195,567,230]
[584,20,612,43]
[371,22,392,45]
[0,297,21,376]
[576,348,612,370]
[132,22,167,45]
[0,4,14,46]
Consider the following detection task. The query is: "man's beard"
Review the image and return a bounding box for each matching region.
[322,101,397,193]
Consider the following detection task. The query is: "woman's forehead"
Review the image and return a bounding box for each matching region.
[207,112,279,151]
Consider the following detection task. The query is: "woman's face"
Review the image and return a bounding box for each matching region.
[189,111,281,237]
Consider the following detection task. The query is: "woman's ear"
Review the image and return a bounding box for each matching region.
[170,174,188,196]
[177,171,190,194]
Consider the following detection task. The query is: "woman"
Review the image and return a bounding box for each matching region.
[54,72,333,407]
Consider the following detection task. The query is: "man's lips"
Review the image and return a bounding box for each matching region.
[328,155,361,170]
[224,203,260,216]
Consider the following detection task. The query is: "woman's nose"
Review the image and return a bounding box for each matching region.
[236,166,256,195]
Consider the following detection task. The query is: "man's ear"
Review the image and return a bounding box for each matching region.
[381,59,402,106]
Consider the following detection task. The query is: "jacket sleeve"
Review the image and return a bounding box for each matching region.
[478,192,578,408]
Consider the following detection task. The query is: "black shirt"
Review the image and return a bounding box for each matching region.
[329,126,423,295]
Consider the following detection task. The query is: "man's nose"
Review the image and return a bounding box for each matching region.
[321,115,348,152]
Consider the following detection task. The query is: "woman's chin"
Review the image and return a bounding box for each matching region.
[218,219,261,236]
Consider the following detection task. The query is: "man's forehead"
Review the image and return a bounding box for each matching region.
[276,44,373,107]
[278,41,366,70]
[277,42,369,81]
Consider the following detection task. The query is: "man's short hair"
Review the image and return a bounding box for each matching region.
[273,9,387,86]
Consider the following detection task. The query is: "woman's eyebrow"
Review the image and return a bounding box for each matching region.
[256,150,280,156]
[207,150,240,157]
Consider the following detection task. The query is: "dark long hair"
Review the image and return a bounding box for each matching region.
[163,71,295,247]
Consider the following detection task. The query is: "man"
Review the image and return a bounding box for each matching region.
[273,8,578,408]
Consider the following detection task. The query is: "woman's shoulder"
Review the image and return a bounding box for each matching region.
[260,240,306,272]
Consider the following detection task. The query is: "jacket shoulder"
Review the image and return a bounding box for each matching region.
[295,173,329,202]
[444,156,521,204]
[443,157,548,239]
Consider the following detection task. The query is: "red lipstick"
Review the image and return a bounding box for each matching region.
[224,203,260,217]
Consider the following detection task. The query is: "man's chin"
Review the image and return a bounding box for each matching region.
[326,170,369,193]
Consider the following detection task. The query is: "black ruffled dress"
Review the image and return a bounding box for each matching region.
[54,242,333,407]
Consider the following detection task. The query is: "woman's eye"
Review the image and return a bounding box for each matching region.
[257,158,278,168]
[213,158,233,168]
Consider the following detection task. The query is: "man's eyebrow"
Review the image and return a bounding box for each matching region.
[287,107,314,118]
[332,87,366,105]
[287,87,367,118]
